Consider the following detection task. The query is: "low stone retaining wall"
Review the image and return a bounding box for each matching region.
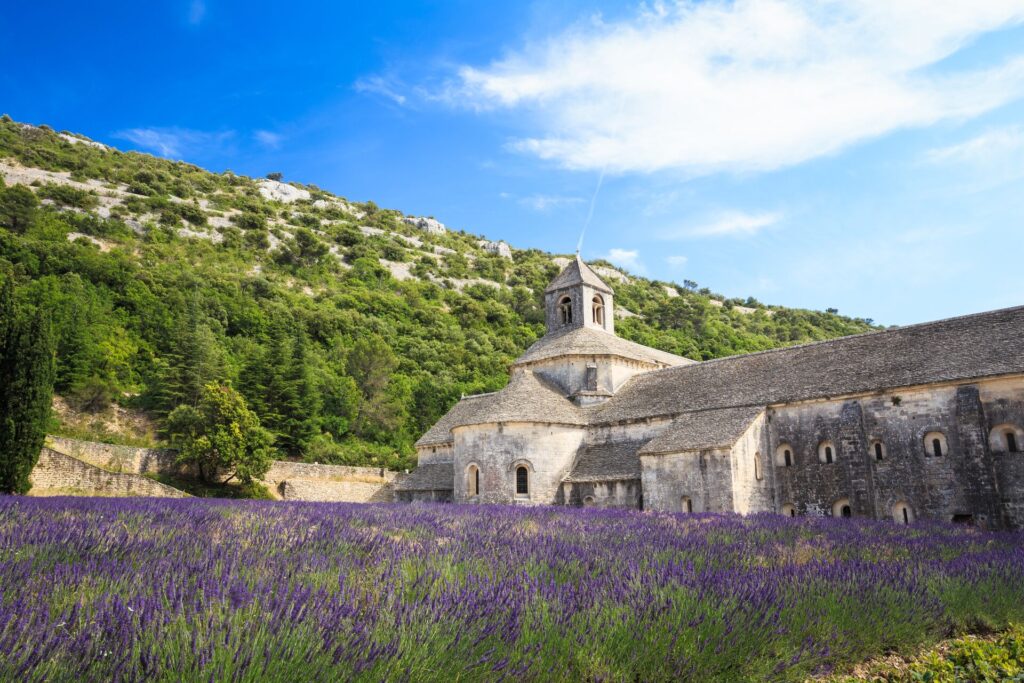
[280,479,396,503]
[45,435,183,474]
[30,448,188,498]
[39,435,403,502]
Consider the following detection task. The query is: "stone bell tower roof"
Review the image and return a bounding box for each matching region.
[545,255,614,294]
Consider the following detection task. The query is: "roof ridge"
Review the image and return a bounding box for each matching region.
[642,304,1024,377]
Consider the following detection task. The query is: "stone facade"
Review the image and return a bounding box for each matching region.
[410,258,1024,529]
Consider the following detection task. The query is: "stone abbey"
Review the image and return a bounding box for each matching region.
[397,257,1024,530]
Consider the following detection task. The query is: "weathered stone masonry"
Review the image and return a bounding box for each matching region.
[406,257,1024,530]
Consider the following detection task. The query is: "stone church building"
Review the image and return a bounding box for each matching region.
[396,257,1024,530]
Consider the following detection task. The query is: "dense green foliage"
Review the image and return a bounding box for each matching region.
[0,118,876,469]
[165,382,273,485]
[0,274,56,493]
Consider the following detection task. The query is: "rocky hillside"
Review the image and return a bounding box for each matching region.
[0,116,875,469]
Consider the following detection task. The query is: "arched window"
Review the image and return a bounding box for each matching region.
[775,443,794,467]
[988,424,1024,454]
[558,296,573,325]
[583,495,595,507]
[466,464,480,498]
[592,295,605,326]
[781,504,796,517]
[754,453,763,480]
[892,502,913,525]
[923,432,947,457]
[818,441,836,464]
[872,441,885,461]
[515,466,529,496]
[832,498,852,518]
[681,496,693,513]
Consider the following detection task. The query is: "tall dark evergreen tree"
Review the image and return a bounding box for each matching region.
[158,296,224,411]
[0,276,56,494]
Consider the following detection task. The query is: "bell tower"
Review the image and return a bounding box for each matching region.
[544,256,614,336]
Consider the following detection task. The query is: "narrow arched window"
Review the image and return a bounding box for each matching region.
[515,466,529,496]
[754,453,763,481]
[781,504,796,517]
[841,504,851,518]
[832,498,852,518]
[924,432,947,458]
[558,296,573,325]
[825,447,833,463]
[932,439,942,457]
[818,441,836,464]
[1008,432,1019,453]
[784,450,792,467]
[583,495,595,507]
[775,444,794,467]
[467,465,480,497]
[874,442,884,460]
[893,502,913,525]
[592,295,605,326]
[682,496,693,513]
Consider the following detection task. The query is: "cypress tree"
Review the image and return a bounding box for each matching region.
[0,277,56,494]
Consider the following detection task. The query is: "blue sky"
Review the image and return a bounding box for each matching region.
[3,1,1024,325]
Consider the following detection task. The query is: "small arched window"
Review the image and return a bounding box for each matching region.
[466,464,480,497]
[832,498,852,518]
[754,453,763,480]
[872,441,885,461]
[988,424,1024,454]
[892,502,913,525]
[558,296,573,325]
[923,432,947,457]
[818,441,836,464]
[592,295,605,326]
[515,466,529,496]
[583,495,595,507]
[781,504,796,517]
[775,444,794,467]
[681,496,693,513]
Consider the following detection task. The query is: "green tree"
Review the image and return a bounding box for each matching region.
[165,382,272,484]
[0,185,39,233]
[157,297,225,410]
[0,276,56,494]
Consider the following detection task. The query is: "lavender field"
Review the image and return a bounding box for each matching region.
[1,498,1022,682]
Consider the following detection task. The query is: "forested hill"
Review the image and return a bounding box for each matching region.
[0,117,876,469]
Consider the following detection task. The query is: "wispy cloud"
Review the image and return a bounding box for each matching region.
[450,2,1024,174]
[114,127,233,158]
[254,130,283,148]
[603,247,644,274]
[925,126,1024,165]
[354,76,408,106]
[517,194,584,211]
[662,211,783,239]
[666,255,688,268]
[188,0,206,25]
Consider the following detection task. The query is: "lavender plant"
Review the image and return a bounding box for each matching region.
[0,497,1021,682]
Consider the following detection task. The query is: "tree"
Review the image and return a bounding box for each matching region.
[158,297,225,410]
[265,172,283,182]
[165,382,272,485]
[0,185,39,233]
[0,276,56,494]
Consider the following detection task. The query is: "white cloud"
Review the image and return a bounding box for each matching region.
[114,127,233,158]
[666,255,689,267]
[354,76,408,105]
[452,1,1024,174]
[255,130,283,148]
[662,210,782,239]
[518,194,584,211]
[926,126,1024,165]
[603,247,644,273]
[188,0,206,25]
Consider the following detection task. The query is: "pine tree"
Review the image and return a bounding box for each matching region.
[159,297,224,411]
[0,277,56,494]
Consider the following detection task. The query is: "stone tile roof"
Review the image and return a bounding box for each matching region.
[394,463,453,491]
[545,256,613,294]
[638,406,765,455]
[596,305,1024,424]
[514,326,695,368]
[415,371,586,447]
[564,441,646,482]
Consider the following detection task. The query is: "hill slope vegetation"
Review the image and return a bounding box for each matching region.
[0,116,875,468]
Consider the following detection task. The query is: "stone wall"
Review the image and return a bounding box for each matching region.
[30,448,188,498]
[640,448,736,513]
[280,479,395,503]
[46,435,183,474]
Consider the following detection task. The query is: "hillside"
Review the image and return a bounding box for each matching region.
[0,116,875,469]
